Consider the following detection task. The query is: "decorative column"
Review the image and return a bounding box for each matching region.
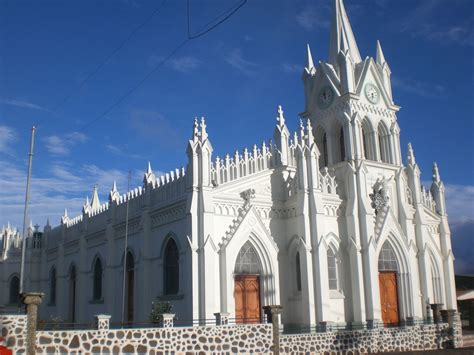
[94,314,111,331]
[214,312,230,326]
[263,305,282,355]
[22,292,44,355]
[161,314,175,328]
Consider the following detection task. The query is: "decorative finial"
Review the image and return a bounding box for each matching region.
[407,143,416,165]
[277,105,285,126]
[200,117,208,140]
[193,117,199,138]
[147,161,152,175]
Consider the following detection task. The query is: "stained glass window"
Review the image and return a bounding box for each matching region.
[235,241,260,274]
[378,241,398,271]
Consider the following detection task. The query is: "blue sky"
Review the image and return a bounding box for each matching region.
[0,0,473,272]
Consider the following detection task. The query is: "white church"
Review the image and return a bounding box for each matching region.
[1,0,457,330]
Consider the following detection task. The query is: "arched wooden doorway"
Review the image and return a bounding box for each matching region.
[125,252,134,323]
[234,241,261,323]
[378,241,400,325]
[69,265,77,323]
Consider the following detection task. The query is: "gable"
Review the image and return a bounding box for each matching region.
[355,59,392,109]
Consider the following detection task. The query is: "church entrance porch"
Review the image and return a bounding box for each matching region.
[379,271,400,325]
[234,275,261,323]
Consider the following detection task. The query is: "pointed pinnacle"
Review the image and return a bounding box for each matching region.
[112,180,117,192]
[147,161,152,175]
[376,40,386,66]
[306,44,315,71]
[407,143,416,165]
[277,105,285,126]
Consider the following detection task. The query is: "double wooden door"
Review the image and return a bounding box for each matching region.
[234,275,261,323]
[379,272,400,325]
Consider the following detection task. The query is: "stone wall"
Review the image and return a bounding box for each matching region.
[0,314,27,353]
[0,313,463,354]
[280,323,451,354]
[34,324,272,354]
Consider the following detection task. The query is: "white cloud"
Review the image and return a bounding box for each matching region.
[392,77,445,98]
[0,159,146,229]
[129,110,181,147]
[148,55,201,73]
[296,4,330,31]
[43,132,88,156]
[397,0,474,47]
[445,184,474,224]
[0,125,17,155]
[282,63,301,73]
[0,97,50,112]
[105,144,142,160]
[225,49,259,76]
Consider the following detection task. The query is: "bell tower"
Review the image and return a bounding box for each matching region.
[301,0,402,167]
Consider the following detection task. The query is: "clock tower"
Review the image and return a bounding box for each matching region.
[301,0,402,168]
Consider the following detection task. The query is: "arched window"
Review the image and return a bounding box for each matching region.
[339,127,346,162]
[69,265,77,322]
[295,252,302,292]
[164,239,179,295]
[235,241,260,274]
[430,254,442,304]
[378,121,391,164]
[378,242,398,271]
[322,133,328,167]
[125,252,134,322]
[327,248,339,290]
[50,267,57,305]
[9,276,20,304]
[93,258,103,300]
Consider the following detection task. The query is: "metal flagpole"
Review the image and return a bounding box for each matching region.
[20,126,36,296]
[121,171,131,324]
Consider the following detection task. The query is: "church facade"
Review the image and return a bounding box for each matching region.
[1,0,457,330]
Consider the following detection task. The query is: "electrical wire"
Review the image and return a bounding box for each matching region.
[50,0,168,115]
[78,0,247,132]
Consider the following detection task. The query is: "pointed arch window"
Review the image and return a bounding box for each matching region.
[322,133,329,167]
[50,267,57,305]
[378,122,391,164]
[93,258,103,300]
[339,127,346,162]
[295,252,302,292]
[69,265,77,322]
[235,241,260,274]
[9,275,20,304]
[327,248,339,290]
[378,242,398,271]
[164,239,179,295]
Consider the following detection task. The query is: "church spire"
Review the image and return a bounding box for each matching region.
[329,0,362,65]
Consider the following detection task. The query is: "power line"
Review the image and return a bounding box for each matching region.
[187,0,247,40]
[78,0,247,132]
[48,0,168,118]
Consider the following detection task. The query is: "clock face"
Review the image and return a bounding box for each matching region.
[317,86,334,110]
[365,83,380,104]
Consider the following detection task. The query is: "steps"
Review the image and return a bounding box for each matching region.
[462,333,474,348]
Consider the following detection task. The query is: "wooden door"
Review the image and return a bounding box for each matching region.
[379,272,399,325]
[234,275,261,323]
